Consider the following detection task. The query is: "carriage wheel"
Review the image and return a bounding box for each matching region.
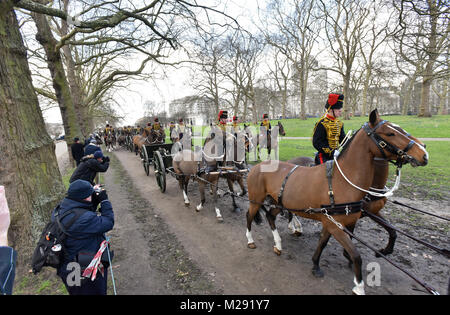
[142,147,150,176]
[153,150,166,193]
[129,138,134,152]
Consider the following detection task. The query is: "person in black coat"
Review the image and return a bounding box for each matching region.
[69,151,110,185]
[71,137,85,166]
[52,179,114,295]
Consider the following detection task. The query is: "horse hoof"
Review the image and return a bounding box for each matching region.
[273,247,282,256]
[217,216,224,222]
[293,231,302,237]
[233,207,241,214]
[184,202,190,207]
[248,243,256,249]
[312,267,324,278]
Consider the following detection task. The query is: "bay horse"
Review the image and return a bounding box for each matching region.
[255,121,286,160]
[288,133,426,259]
[171,125,250,220]
[172,148,223,222]
[218,127,253,213]
[104,132,116,152]
[245,109,429,295]
[132,128,153,156]
[151,128,166,144]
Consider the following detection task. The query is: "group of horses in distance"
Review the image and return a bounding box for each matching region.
[124,110,428,295]
[132,127,166,156]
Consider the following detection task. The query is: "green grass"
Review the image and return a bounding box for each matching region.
[219,115,449,138]
[62,167,75,189]
[390,141,450,200]
[268,114,450,138]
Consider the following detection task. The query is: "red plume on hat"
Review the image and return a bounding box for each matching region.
[154,117,159,122]
[218,110,228,120]
[326,93,344,110]
[262,113,268,119]
[233,115,238,121]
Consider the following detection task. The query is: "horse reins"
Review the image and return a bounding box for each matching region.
[363,120,416,167]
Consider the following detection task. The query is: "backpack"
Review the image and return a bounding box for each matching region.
[31,206,87,274]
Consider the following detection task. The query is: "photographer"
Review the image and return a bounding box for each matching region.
[52,179,114,295]
[70,150,110,185]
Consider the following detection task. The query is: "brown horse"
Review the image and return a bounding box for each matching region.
[220,127,253,213]
[172,148,223,222]
[132,128,153,156]
[245,109,429,295]
[104,132,116,152]
[151,128,166,144]
[288,134,426,259]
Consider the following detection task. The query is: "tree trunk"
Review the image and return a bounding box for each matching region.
[361,68,371,117]
[418,64,433,117]
[31,11,83,163]
[0,4,66,254]
[343,70,351,120]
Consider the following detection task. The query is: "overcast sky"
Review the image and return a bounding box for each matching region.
[42,0,264,126]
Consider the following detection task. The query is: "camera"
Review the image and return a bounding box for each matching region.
[93,184,105,194]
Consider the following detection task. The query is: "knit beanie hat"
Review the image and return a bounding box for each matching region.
[94,150,104,159]
[67,179,94,200]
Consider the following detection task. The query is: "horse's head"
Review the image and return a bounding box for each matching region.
[364,109,429,167]
[277,121,286,136]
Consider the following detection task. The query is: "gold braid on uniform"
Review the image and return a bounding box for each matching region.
[314,115,343,153]
[261,120,270,130]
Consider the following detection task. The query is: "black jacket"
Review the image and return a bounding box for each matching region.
[69,157,109,185]
[71,142,84,162]
[312,115,345,158]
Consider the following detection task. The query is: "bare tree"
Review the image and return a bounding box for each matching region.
[359,2,394,116]
[262,0,320,119]
[393,0,450,117]
[317,0,370,119]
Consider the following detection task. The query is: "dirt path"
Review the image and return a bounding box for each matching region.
[104,147,449,295]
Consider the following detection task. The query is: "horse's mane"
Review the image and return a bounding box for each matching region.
[337,127,361,160]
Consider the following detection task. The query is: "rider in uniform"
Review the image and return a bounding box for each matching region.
[231,115,240,137]
[144,122,152,135]
[312,93,345,165]
[103,124,114,143]
[176,118,185,141]
[260,113,271,138]
[152,117,164,143]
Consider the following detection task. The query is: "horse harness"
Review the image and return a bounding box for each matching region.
[273,119,415,216]
[363,120,416,167]
[275,162,362,217]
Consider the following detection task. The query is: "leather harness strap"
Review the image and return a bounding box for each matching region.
[325,160,335,207]
[277,165,299,208]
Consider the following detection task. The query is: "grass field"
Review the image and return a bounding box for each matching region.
[244,114,450,138]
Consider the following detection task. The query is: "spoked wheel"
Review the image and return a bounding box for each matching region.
[142,147,150,176]
[153,150,166,193]
[129,137,134,153]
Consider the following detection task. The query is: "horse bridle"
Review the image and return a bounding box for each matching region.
[362,120,416,167]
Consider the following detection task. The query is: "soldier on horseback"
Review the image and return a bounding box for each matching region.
[312,93,345,165]
[152,117,165,143]
[232,115,240,137]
